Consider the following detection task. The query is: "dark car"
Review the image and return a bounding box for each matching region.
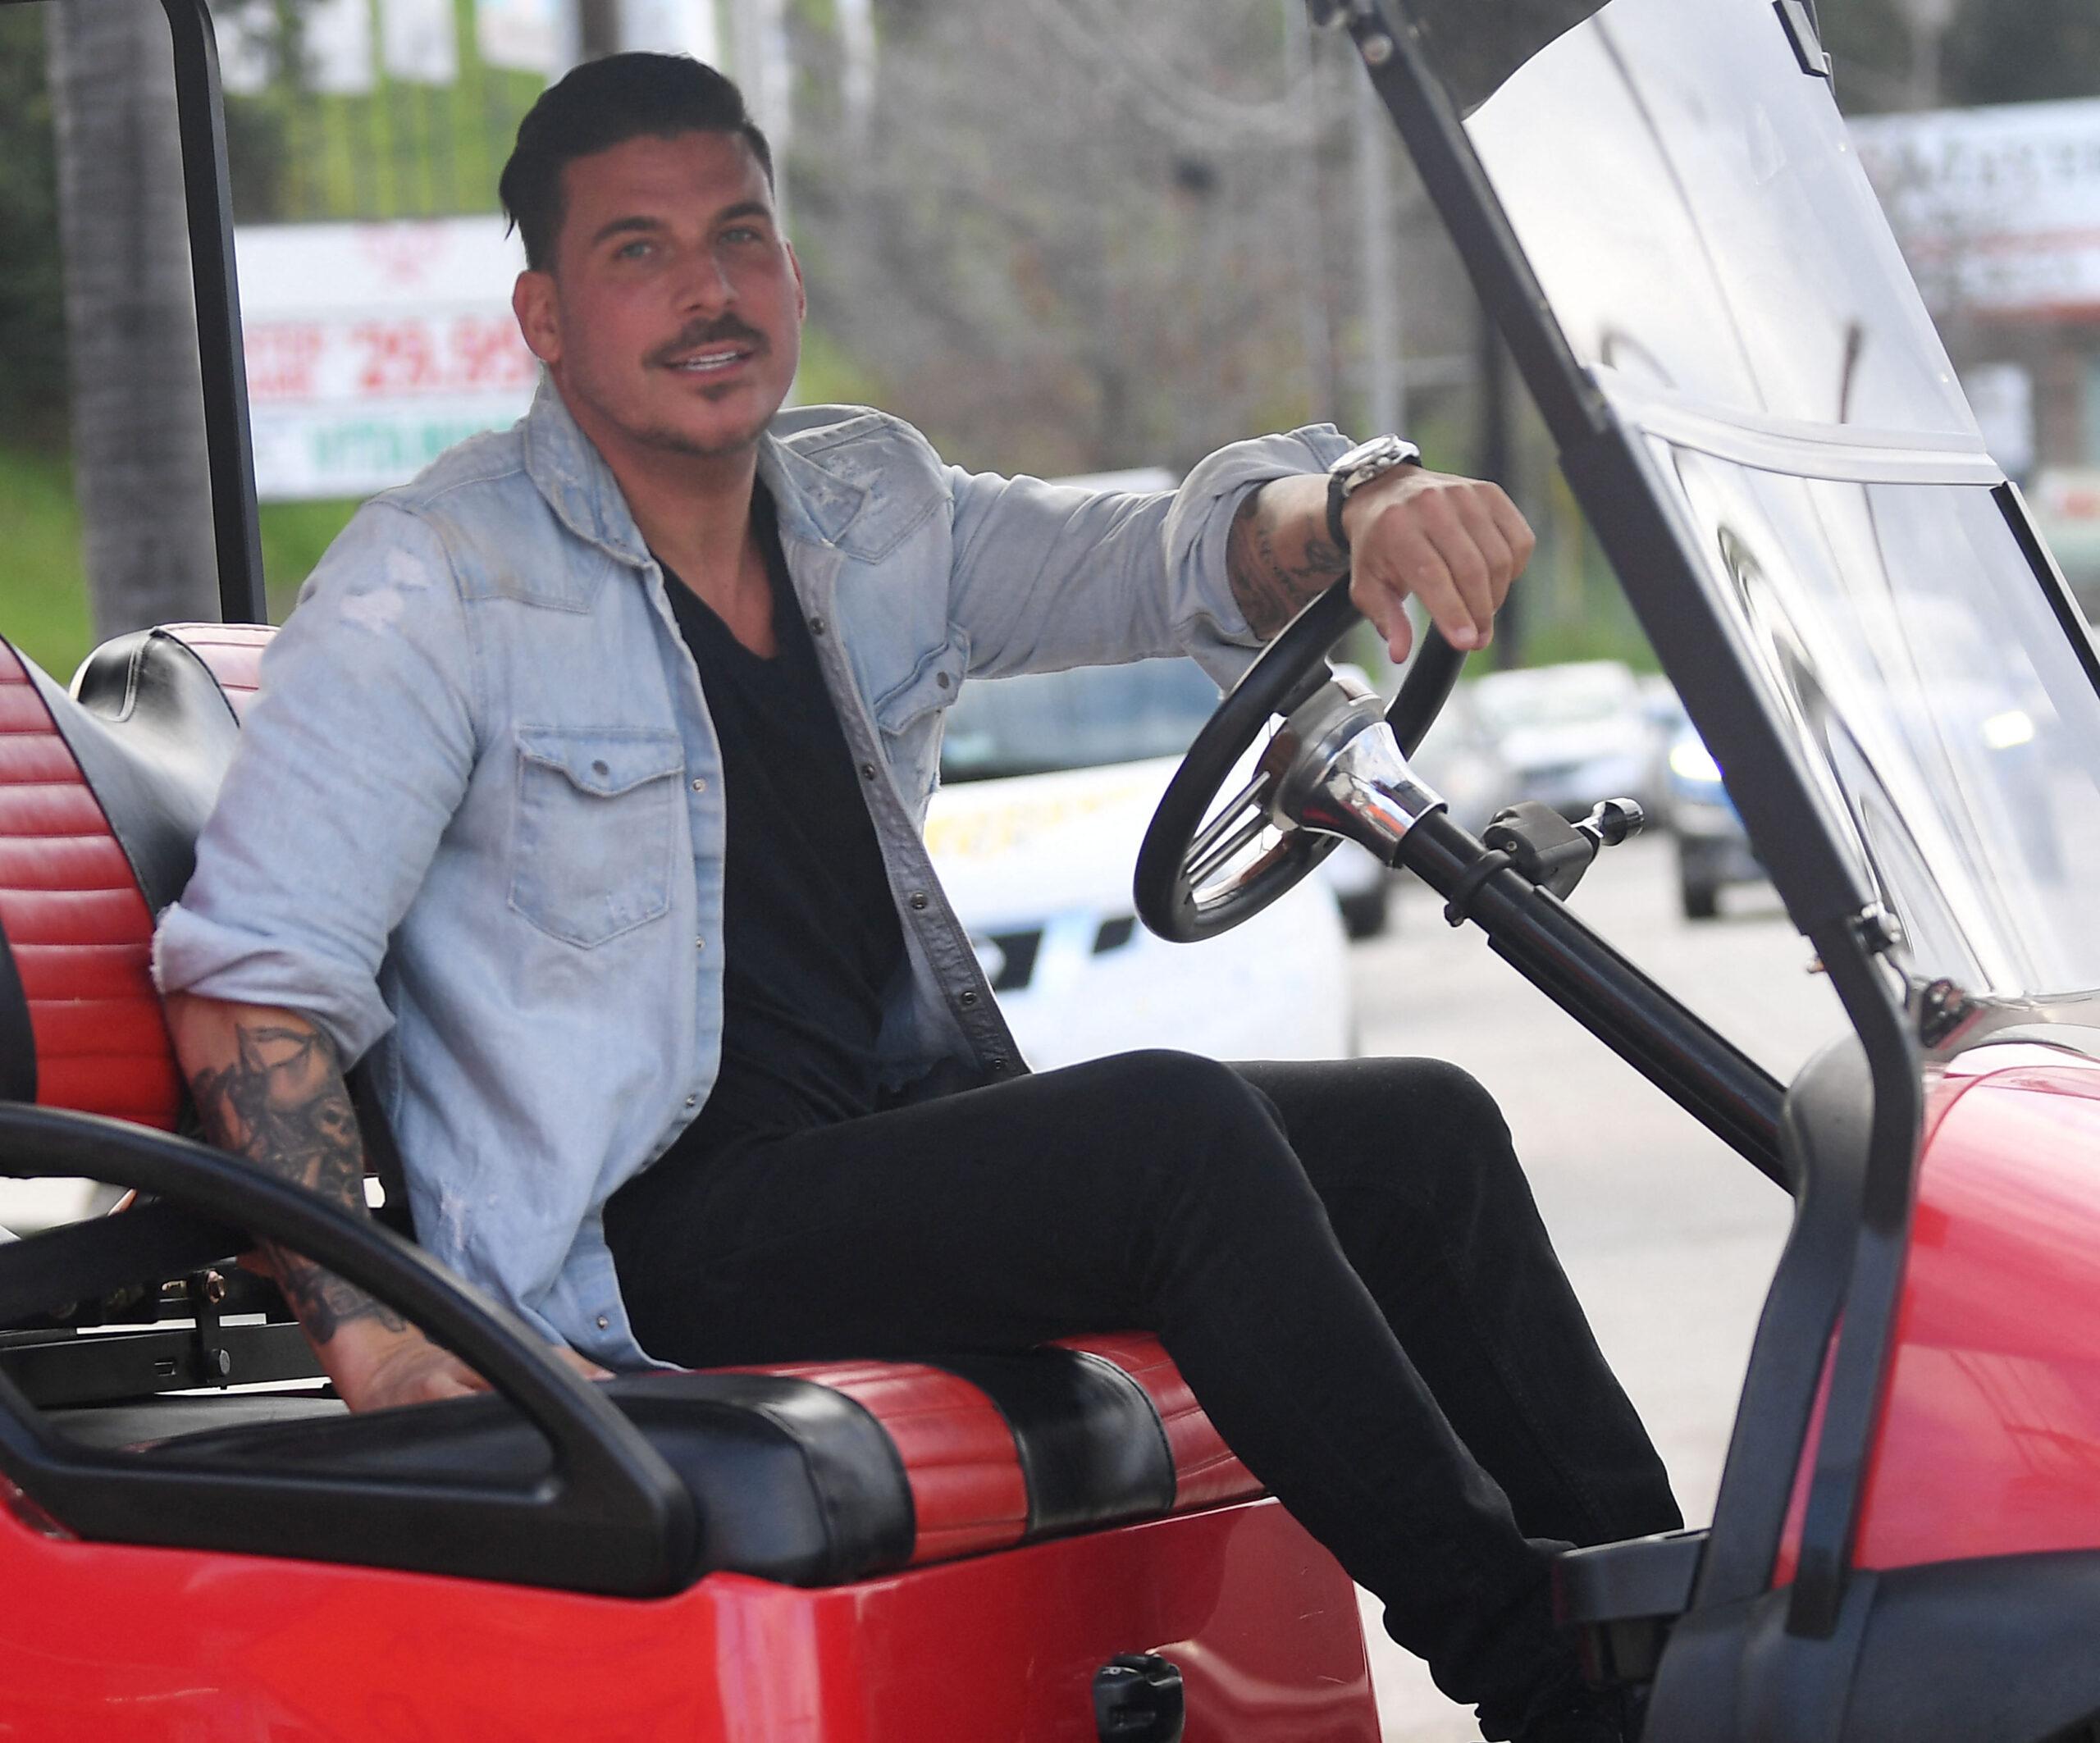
[1664,723,1764,919]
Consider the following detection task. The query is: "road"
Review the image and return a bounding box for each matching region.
[1344,833,1847,1741]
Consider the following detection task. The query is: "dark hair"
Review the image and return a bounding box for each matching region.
[499,52,774,271]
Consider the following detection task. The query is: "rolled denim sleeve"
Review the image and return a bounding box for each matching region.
[153,501,478,1063]
[944,423,1354,684]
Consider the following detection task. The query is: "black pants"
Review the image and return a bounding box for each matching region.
[604,1052,1680,1736]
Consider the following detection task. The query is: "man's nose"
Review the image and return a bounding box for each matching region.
[675,244,737,313]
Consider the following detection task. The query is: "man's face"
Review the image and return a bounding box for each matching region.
[513,129,803,467]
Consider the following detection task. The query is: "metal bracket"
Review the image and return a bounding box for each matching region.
[1851,901,1903,955]
[1775,0,1834,78]
[184,1268,232,1385]
[1916,978,1976,1050]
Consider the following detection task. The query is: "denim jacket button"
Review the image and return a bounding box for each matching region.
[691,777,706,792]
[685,1093,699,1108]
[959,989,979,1007]
[809,615,828,635]
[909,891,929,910]
[596,1316,610,1330]
[860,762,878,780]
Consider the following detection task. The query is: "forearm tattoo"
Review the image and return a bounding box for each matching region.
[1225,486,1351,639]
[187,1020,405,1344]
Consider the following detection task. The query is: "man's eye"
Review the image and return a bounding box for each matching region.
[722,226,764,244]
[615,240,653,260]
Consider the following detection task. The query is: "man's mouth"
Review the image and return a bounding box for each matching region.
[665,343,756,374]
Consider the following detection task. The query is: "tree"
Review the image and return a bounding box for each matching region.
[46,0,227,637]
[789,0,1475,478]
[0,8,68,445]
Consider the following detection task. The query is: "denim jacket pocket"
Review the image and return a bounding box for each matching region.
[509,726,686,947]
[872,630,968,803]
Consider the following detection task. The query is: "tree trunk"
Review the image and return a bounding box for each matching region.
[47,0,220,641]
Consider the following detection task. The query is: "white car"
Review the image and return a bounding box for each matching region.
[929,659,1354,1070]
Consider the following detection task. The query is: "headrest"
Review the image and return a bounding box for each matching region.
[69,627,249,913]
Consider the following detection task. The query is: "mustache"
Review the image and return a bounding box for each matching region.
[648,317,769,367]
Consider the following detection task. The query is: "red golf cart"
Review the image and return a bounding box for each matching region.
[6,1,2100,1739]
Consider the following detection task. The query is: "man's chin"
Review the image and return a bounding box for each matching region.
[636,422,765,461]
[555,371,786,468]
[620,399,784,461]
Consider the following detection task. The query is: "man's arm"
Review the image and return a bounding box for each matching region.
[1226,466,1536,663]
[166,992,487,1410]
[166,992,608,1410]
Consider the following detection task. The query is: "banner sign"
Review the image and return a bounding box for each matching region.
[1851,98,2100,317]
[379,0,459,84]
[238,218,536,501]
[620,0,718,62]
[302,0,376,95]
[476,0,563,73]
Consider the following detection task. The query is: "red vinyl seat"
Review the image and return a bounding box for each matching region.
[2,626,1262,1587]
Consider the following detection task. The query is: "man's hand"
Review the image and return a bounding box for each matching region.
[331,1319,609,1413]
[1343,464,1534,662]
[1225,465,1536,664]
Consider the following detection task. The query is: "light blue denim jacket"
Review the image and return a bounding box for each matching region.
[153,381,1350,1369]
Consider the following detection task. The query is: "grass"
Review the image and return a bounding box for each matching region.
[0,445,358,680]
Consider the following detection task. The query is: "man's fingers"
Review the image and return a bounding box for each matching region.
[1348,562,1412,662]
[1486,488,1537,586]
[1369,520,1481,653]
[555,1345,612,1382]
[1452,489,1520,618]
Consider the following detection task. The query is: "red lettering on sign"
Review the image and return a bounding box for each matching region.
[244,323,325,402]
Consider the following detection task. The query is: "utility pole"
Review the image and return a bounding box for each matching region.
[1894,0,1956,108]
[1354,64,1403,439]
[838,0,874,152]
[1476,310,1522,667]
[728,0,788,221]
[1281,0,1335,422]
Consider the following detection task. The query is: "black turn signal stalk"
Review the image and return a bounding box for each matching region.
[1445,797,1645,924]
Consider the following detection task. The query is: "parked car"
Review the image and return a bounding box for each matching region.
[1471,659,1661,819]
[1664,723,1764,919]
[929,659,1354,1065]
[1408,676,1525,837]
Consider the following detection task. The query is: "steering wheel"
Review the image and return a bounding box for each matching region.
[1134,577,1467,943]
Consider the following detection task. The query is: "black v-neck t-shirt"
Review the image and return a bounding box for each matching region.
[654,489,905,1156]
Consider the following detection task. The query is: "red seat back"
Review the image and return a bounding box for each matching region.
[0,645,180,1128]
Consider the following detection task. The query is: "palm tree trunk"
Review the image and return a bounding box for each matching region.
[47,0,220,641]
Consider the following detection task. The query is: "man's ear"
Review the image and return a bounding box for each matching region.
[787,240,807,324]
[512,269,561,367]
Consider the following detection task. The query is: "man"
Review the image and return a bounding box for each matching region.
[154,54,1676,1742]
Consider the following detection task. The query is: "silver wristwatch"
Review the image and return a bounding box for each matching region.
[1326,436,1422,551]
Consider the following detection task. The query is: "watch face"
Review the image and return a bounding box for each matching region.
[1336,436,1418,488]
[1337,437,1400,472]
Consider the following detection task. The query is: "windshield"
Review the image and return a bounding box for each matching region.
[940,659,1220,783]
[1404,0,2100,1001]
